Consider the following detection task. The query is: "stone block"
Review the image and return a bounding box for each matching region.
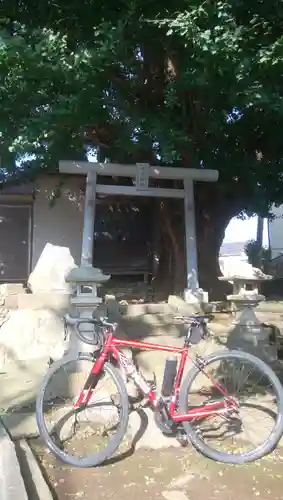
[17,440,53,500]
[28,243,76,293]
[0,283,25,295]
[0,284,26,309]
[105,295,121,321]
[4,295,19,309]
[17,292,70,311]
[168,295,200,315]
[2,413,39,439]
[0,309,67,368]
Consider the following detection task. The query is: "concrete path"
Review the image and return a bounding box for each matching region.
[17,439,53,500]
[0,419,53,500]
[33,442,283,500]
[0,421,28,500]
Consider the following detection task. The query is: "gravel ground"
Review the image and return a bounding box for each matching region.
[31,440,283,500]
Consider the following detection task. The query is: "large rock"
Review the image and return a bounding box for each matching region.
[28,243,76,293]
[0,309,67,368]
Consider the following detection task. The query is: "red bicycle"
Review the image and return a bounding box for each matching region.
[36,313,283,468]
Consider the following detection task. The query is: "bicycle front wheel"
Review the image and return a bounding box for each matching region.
[179,349,283,464]
[36,353,129,468]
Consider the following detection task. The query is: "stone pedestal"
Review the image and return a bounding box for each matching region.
[184,288,209,307]
[65,266,110,353]
[218,272,277,362]
[226,294,278,363]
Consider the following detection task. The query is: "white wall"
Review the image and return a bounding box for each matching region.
[32,176,85,268]
[268,205,283,259]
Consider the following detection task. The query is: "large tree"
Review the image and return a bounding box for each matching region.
[1,0,283,297]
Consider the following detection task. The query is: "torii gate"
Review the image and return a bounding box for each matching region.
[59,161,219,298]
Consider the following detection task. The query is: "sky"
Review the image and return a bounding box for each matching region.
[224,216,269,246]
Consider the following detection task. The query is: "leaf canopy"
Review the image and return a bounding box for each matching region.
[1,0,283,213]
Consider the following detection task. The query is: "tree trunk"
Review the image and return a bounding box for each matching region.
[152,199,185,298]
[196,207,232,300]
[153,182,248,300]
[195,182,249,299]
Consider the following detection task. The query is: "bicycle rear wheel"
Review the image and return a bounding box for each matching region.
[179,350,283,464]
[36,353,129,468]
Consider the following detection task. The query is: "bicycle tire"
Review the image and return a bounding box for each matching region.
[36,353,129,468]
[179,349,283,464]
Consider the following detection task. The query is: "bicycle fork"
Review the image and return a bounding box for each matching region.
[73,347,111,407]
[73,371,101,407]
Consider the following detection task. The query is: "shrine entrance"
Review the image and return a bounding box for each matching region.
[59,161,218,299]
[93,198,153,283]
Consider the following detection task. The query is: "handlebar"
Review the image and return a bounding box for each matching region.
[174,314,213,344]
[64,314,117,347]
[174,314,214,324]
[63,313,214,348]
[64,313,116,329]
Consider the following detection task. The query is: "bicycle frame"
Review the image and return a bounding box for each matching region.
[74,332,235,422]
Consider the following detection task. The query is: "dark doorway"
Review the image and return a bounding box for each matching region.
[93,199,153,280]
[0,204,32,282]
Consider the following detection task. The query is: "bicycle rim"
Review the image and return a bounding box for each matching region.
[179,350,283,464]
[36,353,129,468]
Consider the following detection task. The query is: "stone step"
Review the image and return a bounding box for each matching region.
[123,312,177,326]
[3,408,183,452]
[0,421,28,499]
[16,440,53,500]
[0,284,26,309]
[106,299,172,320]
[2,413,39,440]
[115,323,187,342]
[0,283,25,295]
[122,302,172,316]
[256,301,283,313]
[100,283,152,302]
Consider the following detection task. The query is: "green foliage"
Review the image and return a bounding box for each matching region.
[1,0,283,213]
[245,239,271,271]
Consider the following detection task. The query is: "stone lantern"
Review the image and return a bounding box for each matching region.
[65,266,110,352]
